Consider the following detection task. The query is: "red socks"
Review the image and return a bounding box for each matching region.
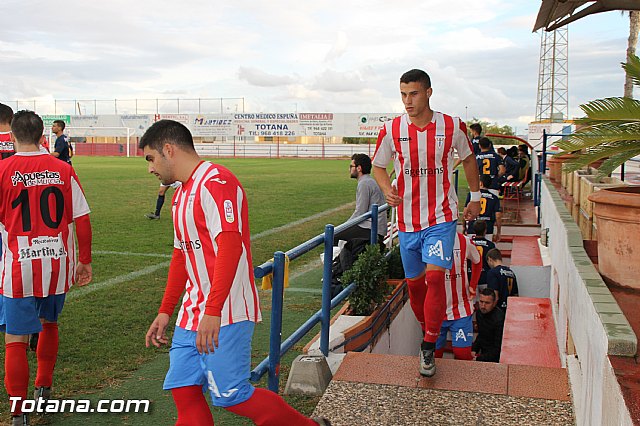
[171,385,214,426]
[406,276,426,332]
[172,386,315,426]
[453,347,473,360]
[434,347,473,360]
[226,387,316,426]
[424,270,446,343]
[5,342,29,415]
[35,323,59,388]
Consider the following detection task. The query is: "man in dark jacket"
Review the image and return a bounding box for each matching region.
[472,288,505,362]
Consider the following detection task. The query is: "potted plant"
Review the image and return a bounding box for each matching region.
[556,54,640,290]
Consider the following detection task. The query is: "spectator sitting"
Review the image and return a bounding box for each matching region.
[486,248,519,310]
[334,153,387,245]
[518,144,531,185]
[496,147,520,192]
[472,288,505,362]
[465,174,502,242]
[467,220,496,295]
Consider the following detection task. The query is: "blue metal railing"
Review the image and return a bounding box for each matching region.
[250,203,390,391]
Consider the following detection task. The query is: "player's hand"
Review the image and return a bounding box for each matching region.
[494,233,501,242]
[469,286,477,298]
[75,262,92,287]
[146,313,170,348]
[464,201,481,221]
[384,187,402,207]
[196,314,221,355]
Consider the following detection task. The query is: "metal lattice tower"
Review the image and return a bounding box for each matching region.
[535,28,569,122]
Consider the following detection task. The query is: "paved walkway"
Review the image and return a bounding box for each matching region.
[313,353,574,425]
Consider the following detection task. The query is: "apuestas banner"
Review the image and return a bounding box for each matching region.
[44,112,401,138]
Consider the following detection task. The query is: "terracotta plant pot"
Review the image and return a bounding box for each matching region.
[342,280,407,352]
[589,186,640,290]
[547,153,576,182]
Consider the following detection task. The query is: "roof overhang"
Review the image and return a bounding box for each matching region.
[534,0,640,32]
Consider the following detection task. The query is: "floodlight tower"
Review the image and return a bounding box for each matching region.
[535,27,569,122]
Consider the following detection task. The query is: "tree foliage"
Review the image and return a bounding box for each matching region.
[342,137,377,144]
[557,54,640,176]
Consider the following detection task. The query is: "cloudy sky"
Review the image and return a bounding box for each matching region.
[0,0,634,132]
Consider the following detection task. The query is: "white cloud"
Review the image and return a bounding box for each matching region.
[237,67,296,87]
[0,0,633,129]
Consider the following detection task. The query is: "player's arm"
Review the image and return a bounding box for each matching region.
[146,248,187,348]
[74,214,93,286]
[197,231,243,354]
[487,270,500,303]
[466,240,482,294]
[373,166,400,207]
[461,153,481,220]
[51,139,63,157]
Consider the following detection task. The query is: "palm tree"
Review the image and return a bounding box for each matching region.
[557,54,640,176]
[624,11,640,98]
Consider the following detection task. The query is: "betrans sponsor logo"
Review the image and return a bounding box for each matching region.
[404,167,444,177]
[11,170,63,187]
[180,239,202,251]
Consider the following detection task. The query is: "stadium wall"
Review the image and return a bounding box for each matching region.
[540,176,636,426]
[74,142,378,159]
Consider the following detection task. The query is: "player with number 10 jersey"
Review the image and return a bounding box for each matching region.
[0,153,91,297]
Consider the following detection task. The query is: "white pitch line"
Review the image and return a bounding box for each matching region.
[94,250,172,258]
[71,203,352,300]
[66,261,170,301]
[250,202,354,241]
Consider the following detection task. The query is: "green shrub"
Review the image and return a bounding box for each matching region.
[342,244,389,315]
[386,244,405,279]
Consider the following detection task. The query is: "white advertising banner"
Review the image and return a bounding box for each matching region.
[59,112,405,138]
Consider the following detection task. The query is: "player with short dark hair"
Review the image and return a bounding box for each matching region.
[51,120,72,165]
[472,288,505,362]
[0,103,15,159]
[372,68,481,377]
[476,137,502,193]
[0,111,92,426]
[141,120,330,426]
[469,123,482,155]
[486,248,518,310]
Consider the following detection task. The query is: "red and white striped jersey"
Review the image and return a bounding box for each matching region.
[172,161,261,331]
[0,131,14,156]
[373,112,473,232]
[0,152,90,298]
[444,233,481,320]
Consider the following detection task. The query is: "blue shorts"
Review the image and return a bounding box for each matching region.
[0,294,66,335]
[164,321,256,408]
[436,315,473,350]
[398,221,457,278]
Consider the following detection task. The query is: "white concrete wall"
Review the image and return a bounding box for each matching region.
[511,265,551,298]
[541,179,633,425]
[371,302,424,356]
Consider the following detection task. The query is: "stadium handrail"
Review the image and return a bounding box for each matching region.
[250,169,462,392]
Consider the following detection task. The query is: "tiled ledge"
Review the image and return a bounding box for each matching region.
[543,176,637,356]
